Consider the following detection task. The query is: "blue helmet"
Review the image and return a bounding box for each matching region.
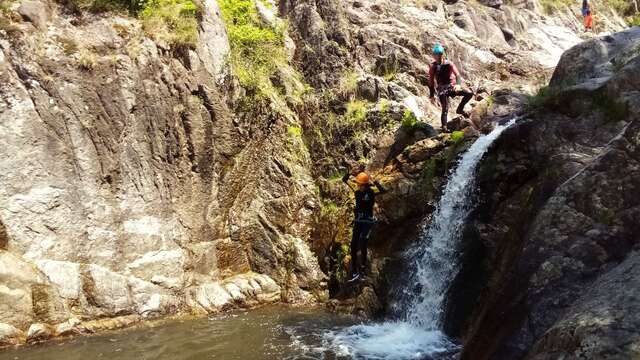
[433,43,445,55]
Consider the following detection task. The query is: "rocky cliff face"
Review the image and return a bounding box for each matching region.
[0,0,630,350]
[454,27,640,359]
[0,0,324,345]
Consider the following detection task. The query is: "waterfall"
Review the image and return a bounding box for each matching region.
[403,118,517,328]
[324,119,517,359]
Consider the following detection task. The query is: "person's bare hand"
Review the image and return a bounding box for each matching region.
[453,84,463,92]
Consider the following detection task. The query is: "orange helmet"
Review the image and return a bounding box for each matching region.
[354,172,371,185]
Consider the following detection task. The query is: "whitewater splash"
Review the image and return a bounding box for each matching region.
[324,119,517,359]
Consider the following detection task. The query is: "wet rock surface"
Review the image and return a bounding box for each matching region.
[455,27,640,360]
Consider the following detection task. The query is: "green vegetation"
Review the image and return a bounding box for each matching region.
[141,0,200,49]
[379,98,390,113]
[0,0,12,12]
[320,200,340,217]
[287,125,303,138]
[486,95,494,109]
[379,57,399,82]
[219,0,290,100]
[57,0,200,49]
[78,49,97,70]
[539,0,572,14]
[401,109,418,130]
[345,100,368,124]
[58,36,79,55]
[338,70,359,100]
[333,242,351,283]
[0,0,20,36]
[628,13,640,26]
[450,130,465,143]
[526,85,559,110]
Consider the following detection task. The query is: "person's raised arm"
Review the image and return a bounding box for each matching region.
[342,173,357,191]
[373,180,388,194]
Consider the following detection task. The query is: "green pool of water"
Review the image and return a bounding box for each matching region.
[0,305,357,360]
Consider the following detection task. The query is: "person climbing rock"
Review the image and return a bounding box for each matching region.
[342,171,387,282]
[582,0,594,31]
[427,43,474,132]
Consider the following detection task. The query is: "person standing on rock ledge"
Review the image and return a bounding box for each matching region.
[582,0,593,31]
[342,171,387,282]
[428,43,474,132]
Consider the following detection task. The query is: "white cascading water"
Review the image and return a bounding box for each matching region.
[322,119,517,359]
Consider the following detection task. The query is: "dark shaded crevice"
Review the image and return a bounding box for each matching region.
[0,219,8,250]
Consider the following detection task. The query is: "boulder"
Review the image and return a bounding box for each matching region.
[0,251,70,329]
[17,0,50,30]
[54,318,82,337]
[446,116,474,132]
[458,29,640,359]
[405,138,445,163]
[26,323,54,343]
[0,323,22,346]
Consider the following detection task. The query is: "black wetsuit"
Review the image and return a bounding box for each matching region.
[343,175,387,275]
[428,61,474,129]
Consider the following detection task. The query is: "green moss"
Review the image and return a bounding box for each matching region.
[345,100,368,124]
[327,172,344,183]
[287,125,302,137]
[450,130,465,143]
[401,109,418,130]
[357,156,369,166]
[420,158,438,187]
